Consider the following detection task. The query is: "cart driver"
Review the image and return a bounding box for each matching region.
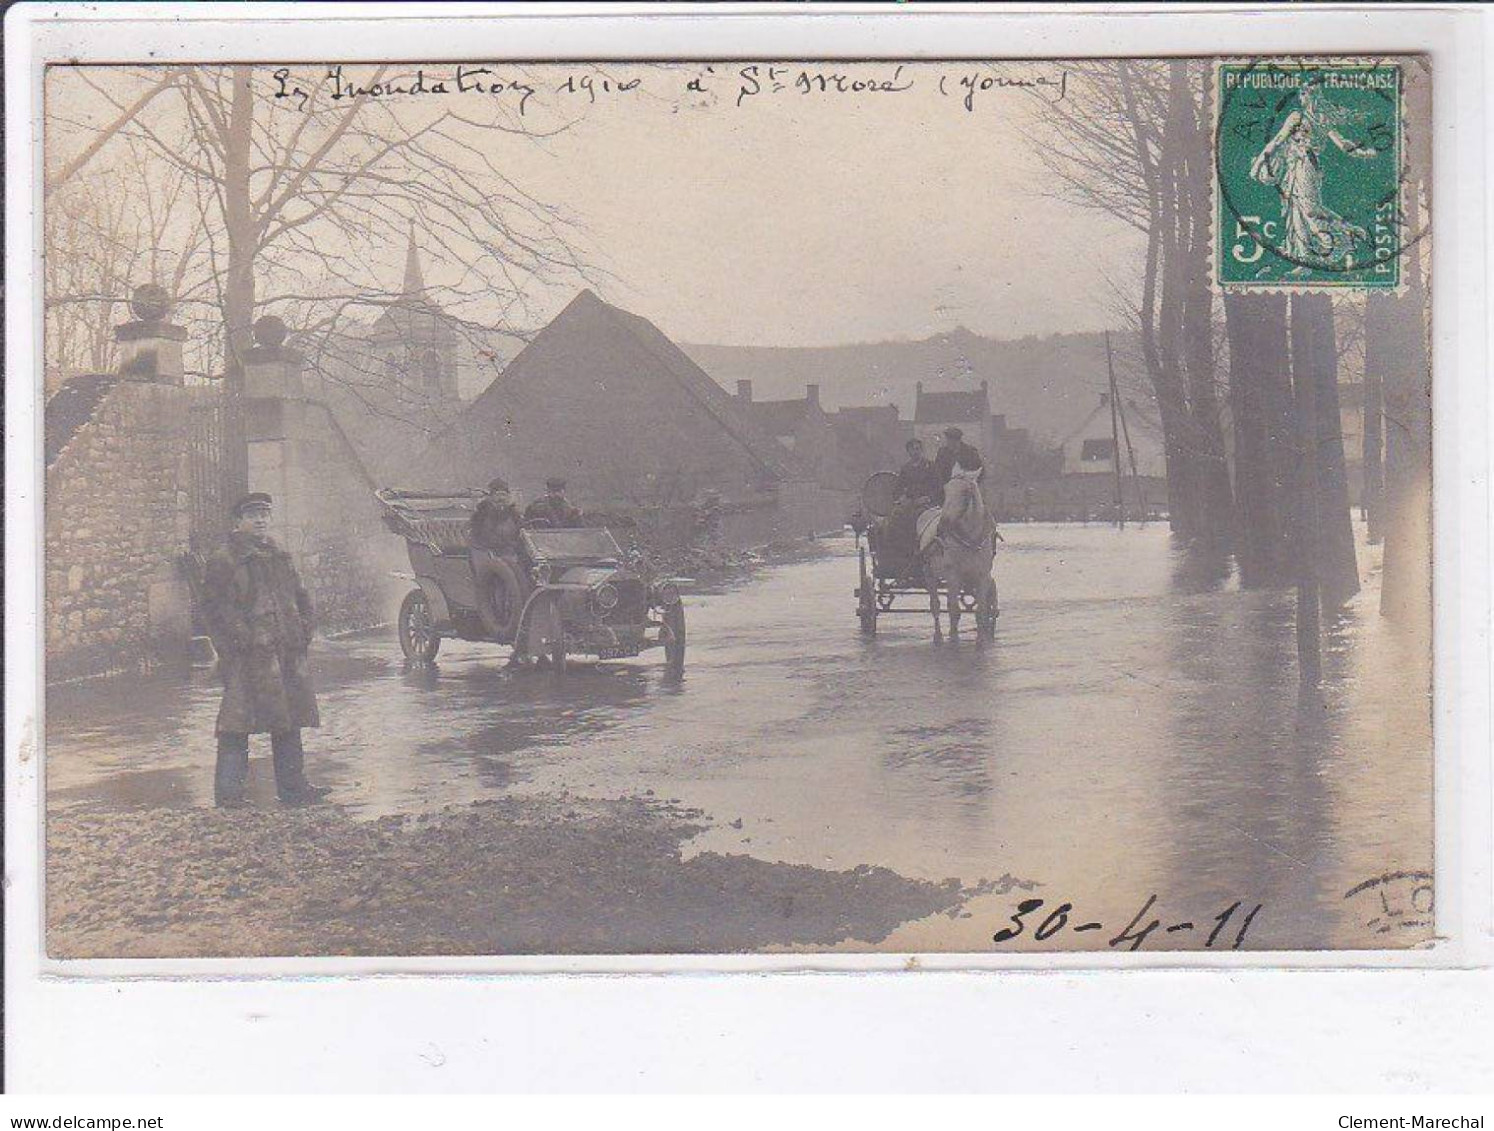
[470,478,524,638]
[882,438,941,577]
[896,438,941,506]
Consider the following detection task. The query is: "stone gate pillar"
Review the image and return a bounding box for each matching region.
[244,316,313,555]
[115,283,187,384]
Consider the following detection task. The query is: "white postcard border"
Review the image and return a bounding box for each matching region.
[6,0,1492,1092]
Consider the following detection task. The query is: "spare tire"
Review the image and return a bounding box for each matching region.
[474,553,524,640]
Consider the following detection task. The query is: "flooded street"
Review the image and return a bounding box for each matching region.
[47,523,1432,952]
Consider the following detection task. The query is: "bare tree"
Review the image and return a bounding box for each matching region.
[46,63,594,492]
[44,144,208,389]
[1030,60,1234,547]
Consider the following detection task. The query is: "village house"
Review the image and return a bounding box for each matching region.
[833,403,910,479]
[1058,392,1167,479]
[1000,391,1169,521]
[733,381,864,490]
[913,380,1001,461]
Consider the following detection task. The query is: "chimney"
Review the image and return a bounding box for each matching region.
[916,380,924,396]
[1100,392,1111,407]
[980,379,989,394]
[805,383,820,406]
[736,379,753,402]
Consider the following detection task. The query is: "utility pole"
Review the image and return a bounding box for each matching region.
[1116,389,1145,525]
[1105,331,1125,528]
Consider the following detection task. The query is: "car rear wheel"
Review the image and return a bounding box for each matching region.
[398,588,441,662]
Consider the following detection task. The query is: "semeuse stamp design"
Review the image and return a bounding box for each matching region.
[1215,59,1403,290]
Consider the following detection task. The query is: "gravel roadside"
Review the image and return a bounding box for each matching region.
[47,795,966,958]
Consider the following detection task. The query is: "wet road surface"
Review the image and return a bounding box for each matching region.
[47,524,1432,952]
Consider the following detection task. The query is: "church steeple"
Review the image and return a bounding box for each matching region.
[401,223,426,300]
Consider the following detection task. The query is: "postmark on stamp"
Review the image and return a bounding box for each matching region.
[1215,59,1403,291]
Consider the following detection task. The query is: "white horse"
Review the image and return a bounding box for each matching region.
[918,467,999,644]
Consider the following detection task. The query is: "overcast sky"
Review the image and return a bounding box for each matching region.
[49,62,1143,350]
[494,62,1142,346]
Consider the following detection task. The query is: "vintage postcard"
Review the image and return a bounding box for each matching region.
[37,55,1434,961]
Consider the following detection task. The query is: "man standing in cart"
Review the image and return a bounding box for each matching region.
[933,425,984,484]
[200,492,329,808]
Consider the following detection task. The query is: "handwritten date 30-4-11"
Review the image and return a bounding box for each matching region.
[992,895,1263,951]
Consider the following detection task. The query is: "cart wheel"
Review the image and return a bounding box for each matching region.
[398,588,441,663]
[663,601,687,675]
[976,576,999,643]
[531,593,567,675]
[857,543,877,636]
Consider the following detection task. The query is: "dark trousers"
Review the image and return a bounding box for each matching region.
[215,729,309,804]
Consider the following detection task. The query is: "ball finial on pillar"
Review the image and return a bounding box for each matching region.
[117,283,185,383]
[129,283,173,322]
[252,315,289,349]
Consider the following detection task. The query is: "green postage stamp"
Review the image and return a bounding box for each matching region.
[1215,59,1403,290]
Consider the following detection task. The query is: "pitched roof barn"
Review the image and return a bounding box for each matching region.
[415,290,804,504]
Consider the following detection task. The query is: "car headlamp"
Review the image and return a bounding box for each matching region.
[594,581,620,612]
[653,581,681,607]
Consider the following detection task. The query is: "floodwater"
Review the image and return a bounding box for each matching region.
[46,523,1433,952]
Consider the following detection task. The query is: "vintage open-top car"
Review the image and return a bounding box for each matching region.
[377,488,686,674]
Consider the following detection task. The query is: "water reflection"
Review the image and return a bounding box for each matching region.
[46,525,1430,951]
[1168,538,1236,594]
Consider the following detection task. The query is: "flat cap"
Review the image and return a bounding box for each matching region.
[231,491,273,517]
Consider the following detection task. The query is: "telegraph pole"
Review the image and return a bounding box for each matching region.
[1105,331,1125,529]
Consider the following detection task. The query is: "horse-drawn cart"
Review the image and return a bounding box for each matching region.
[377,488,687,674]
[850,470,999,641]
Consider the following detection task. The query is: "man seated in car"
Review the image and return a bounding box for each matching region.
[524,476,583,528]
[470,477,522,554]
[469,477,524,637]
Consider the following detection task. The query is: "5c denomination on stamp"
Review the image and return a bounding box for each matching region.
[1215,58,1403,291]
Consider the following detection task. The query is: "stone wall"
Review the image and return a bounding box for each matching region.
[46,380,404,682]
[45,382,218,681]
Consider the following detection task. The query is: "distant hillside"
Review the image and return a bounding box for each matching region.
[682,327,1151,445]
